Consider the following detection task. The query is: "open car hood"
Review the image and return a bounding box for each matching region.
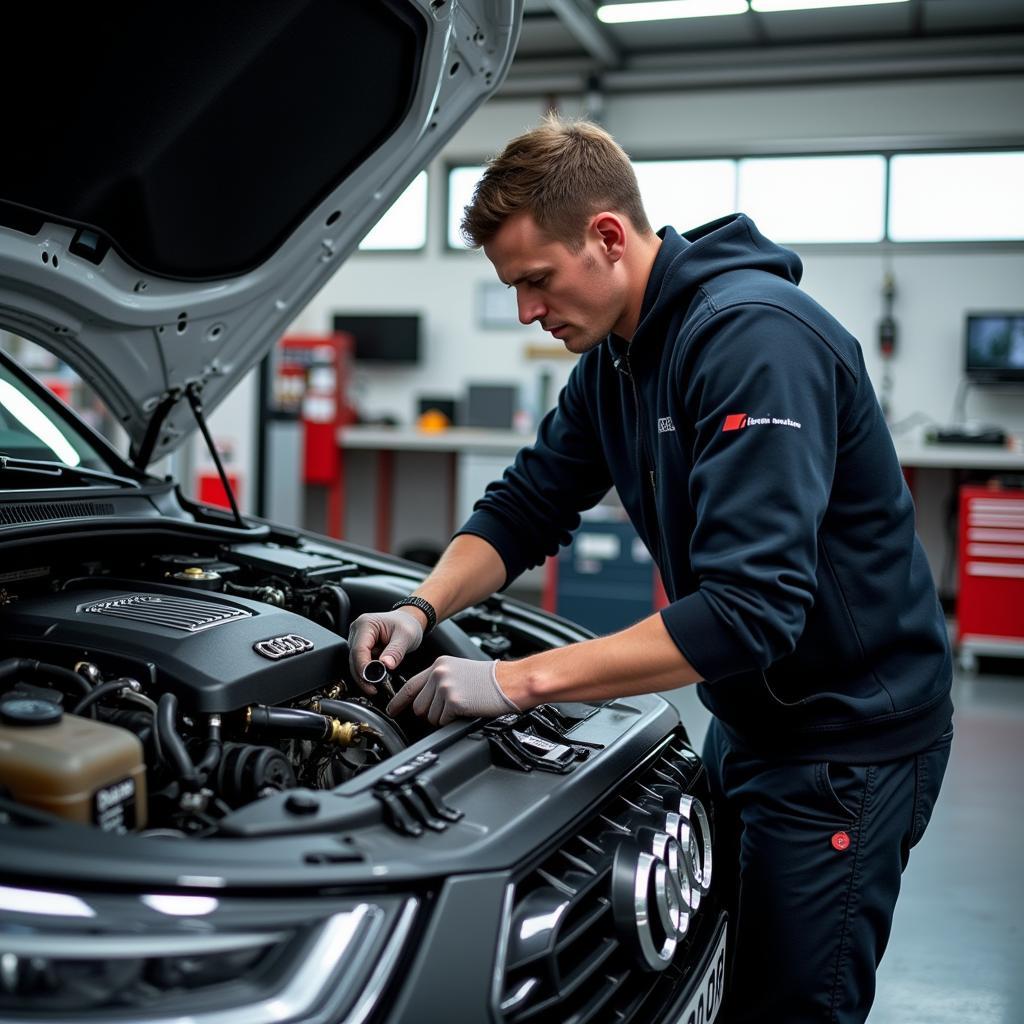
[0,1,520,467]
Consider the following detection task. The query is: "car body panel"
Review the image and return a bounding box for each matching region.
[0,1,521,465]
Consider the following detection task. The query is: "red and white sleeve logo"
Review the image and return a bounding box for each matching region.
[722,413,802,432]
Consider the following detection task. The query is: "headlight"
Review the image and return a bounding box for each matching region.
[0,884,417,1023]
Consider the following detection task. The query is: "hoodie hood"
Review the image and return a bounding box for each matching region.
[619,214,804,356]
[0,1,522,467]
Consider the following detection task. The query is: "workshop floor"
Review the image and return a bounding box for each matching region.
[663,659,1024,1024]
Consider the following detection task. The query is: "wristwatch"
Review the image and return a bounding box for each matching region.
[392,595,437,635]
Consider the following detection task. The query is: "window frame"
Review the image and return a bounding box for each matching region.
[444,140,1024,254]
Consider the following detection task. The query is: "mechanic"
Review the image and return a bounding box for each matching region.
[348,116,953,1024]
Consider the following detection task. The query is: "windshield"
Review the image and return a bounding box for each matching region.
[0,360,112,470]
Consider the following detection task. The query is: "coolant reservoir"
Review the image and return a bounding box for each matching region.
[0,699,147,832]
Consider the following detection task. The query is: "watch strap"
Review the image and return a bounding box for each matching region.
[392,595,437,635]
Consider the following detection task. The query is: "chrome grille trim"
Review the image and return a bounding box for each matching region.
[80,594,252,632]
[497,733,714,1024]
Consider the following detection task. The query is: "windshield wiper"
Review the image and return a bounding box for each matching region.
[0,454,142,490]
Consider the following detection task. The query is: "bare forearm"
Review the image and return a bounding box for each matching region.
[497,612,702,708]
[410,534,507,626]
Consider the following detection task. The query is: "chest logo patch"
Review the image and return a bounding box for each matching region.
[722,412,802,432]
[657,416,676,433]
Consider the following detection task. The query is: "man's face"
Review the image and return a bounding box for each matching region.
[483,211,626,354]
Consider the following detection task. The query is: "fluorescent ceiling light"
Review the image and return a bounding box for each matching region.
[598,1,748,24]
[751,0,909,12]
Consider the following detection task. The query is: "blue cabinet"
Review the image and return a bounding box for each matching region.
[555,519,657,635]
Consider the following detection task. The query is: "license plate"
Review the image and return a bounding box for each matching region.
[675,920,728,1024]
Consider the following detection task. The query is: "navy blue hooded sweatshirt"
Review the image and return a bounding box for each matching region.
[460,214,953,762]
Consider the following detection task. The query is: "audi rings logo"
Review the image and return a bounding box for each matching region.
[253,634,314,660]
[611,793,713,972]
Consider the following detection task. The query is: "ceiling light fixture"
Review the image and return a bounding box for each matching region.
[597,0,749,25]
[751,0,909,12]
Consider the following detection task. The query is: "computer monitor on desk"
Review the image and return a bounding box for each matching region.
[965,312,1024,385]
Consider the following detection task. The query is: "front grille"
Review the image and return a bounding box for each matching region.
[498,734,717,1024]
[0,501,115,526]
[80,594,251,632]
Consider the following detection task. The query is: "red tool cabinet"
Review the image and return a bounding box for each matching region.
[956,485,1024,667]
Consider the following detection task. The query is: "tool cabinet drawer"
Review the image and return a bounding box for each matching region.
[956,487,1024,651]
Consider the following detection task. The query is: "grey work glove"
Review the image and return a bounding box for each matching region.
[347,609,423,693]
[386,656,520,726]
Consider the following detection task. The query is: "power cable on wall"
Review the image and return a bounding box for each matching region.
[877,260,897,422]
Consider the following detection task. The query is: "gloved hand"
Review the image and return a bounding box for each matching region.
[386,656,519,726]
[347,609,424,693]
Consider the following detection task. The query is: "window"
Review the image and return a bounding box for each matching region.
[633,160,736,233]
[447,165,486,249]
[888,151,1024,242]
[737,155,886,243]
[358,171,428,251]
[0,338,113,468]
[446,149,1022,251]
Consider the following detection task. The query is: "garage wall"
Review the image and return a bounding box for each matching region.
[292,74,1024,440]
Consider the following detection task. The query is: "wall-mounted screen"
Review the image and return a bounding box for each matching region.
[965,313,1024,385]
[332,314,420,365]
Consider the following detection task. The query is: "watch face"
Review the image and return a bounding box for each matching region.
[0,697,63,726]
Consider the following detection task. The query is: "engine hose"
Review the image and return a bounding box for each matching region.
[0,658,92,699]
[224,581,286,606]
[157,693,200,789]
[245,705,333,741]
[194,716,223,778]
[72,678,139,717]
[321,583,351,636]
[315,698,406,757]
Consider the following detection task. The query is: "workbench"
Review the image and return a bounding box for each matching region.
[334,426,1024,629]
[336,425,528,558]
[892,438,1024,473]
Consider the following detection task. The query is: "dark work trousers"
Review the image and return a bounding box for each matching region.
[702,716,953,1024]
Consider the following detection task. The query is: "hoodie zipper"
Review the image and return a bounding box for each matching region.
[618,351,672,591]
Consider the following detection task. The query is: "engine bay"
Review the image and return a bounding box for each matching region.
[0,535,556,838]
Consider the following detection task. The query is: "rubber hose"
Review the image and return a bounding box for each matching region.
[246,705,333,741]
[316,698,406,757]
[157,693,199,788]
[322,583,351,636]
[0,658,92,698]
[72,678,133,716]
[194,718,223,778]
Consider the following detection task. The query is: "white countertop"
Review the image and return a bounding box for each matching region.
[339,425,531,454]
[339,425,1024,470]
[893,438,1024,470]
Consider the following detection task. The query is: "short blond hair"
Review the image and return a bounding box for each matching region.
[460,115,652,251]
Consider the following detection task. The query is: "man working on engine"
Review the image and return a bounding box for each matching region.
[348,116,953,1023]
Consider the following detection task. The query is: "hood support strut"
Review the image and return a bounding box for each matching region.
[185,384,244,529]
[130,384,244,529]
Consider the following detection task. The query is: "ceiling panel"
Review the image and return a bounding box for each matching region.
[505,1,1024,95]
[924,0,1024,33]
[517,14,583,56]
[605,16,764,51]
[754,6,915,44]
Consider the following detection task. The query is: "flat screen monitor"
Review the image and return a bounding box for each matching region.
[965,312,1024,384]
[332,314,420,364]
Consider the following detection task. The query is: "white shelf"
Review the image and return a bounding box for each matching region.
[894,439,1024,471]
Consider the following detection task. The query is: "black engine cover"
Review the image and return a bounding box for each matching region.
[1,583,347,712]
